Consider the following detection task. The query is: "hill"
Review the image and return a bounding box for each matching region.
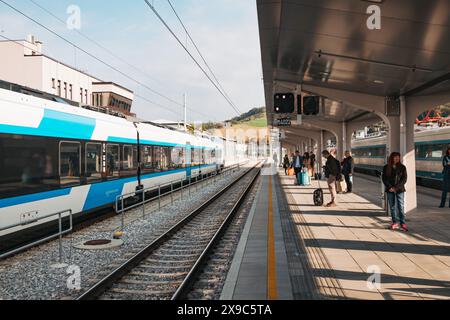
[201,107,267,131]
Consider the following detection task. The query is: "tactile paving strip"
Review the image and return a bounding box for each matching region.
[274,175,346,300]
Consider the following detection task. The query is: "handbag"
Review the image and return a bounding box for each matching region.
[288,167,295,176]
[337,178,347,193]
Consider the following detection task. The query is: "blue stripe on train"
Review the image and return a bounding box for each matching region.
[0,109,96,140]
[0,165,218,210]
[82,165,217,211]
[82,168,187,211]
[0,188,72,209]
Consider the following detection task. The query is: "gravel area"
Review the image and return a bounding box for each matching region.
[0,166,252,300]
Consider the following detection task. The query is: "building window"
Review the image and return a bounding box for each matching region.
[69,84,73,100]
[80,88,83,103]
[57,80,61,96]
[85,89,88,105]
[64,82,67,99]
[52,78,56,89]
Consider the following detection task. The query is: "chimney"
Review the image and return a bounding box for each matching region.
[35,40,43,54]
[27,34,35,44]
[25,35,42,55]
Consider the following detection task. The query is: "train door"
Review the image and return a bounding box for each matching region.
[186,142,192,178]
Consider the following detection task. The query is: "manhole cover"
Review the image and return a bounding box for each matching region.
[74,239,123,251]
[84,239,111,246]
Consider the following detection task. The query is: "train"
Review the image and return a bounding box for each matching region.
[0,84,248,249]
[352,127,450,189]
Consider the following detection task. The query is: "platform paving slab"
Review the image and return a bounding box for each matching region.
[277,170,450,300]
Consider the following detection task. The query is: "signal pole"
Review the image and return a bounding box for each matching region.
[184,93,187,132]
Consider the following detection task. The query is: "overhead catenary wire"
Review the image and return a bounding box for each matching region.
[144,0,242,116]
[166,0,240,114]
[27,0,183,100]
[0,0,217,121]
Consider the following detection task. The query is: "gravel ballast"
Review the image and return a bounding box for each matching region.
[0,167,250,300]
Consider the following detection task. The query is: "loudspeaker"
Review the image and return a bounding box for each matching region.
[303,96,320,115]
[386,96,400,116]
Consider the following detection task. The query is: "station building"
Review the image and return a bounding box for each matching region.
[0,35,134,116]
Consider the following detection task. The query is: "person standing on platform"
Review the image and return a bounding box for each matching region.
[440,147,450,208]
[303,152,310,172]
[342,151,355,193]
[291,151,304,182]
[322,150,340,207]
[283,154,290,175]
[273,152,279,167]
[310,153,317,179]
[382,152,408,232]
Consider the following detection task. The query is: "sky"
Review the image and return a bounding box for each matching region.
[0,0,265,122]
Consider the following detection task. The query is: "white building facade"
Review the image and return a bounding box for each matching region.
[0,36,133,111]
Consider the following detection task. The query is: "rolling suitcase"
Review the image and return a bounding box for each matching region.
[314,177,324,206]
[297,172,303,186]
[314,188,324,206]
[301,171,310,186]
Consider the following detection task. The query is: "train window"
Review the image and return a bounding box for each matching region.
[416,144,444,159]
[191,148,201,167]
[161,147,170,171]
[106,144,120,178]
[60,142,81,186]
[170,147,185,169]
[123,145,133,170]
[0,135,58,199]
[204,149,211,165]
[142,146,154,172]
[153,146,163,171]
[191,148,195,167]
[86,143,102,183]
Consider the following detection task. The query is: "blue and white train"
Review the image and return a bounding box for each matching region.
[0,83,247,245]
[352,127,450,189]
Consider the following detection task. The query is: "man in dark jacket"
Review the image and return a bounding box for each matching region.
[342,151,355,193]
[291,150,304,178]
[322,150,341,207]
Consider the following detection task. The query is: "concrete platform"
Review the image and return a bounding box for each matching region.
[221,167,293,300]
[222,167,450,300]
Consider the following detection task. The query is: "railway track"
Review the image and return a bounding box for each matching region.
[77,164,261,300]
[182,178,259,300]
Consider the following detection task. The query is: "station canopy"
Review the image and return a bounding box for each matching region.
[257,0,450,127]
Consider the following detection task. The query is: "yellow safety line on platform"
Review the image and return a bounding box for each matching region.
[267,176,278,300]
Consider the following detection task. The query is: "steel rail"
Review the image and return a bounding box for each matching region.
[76,163,259,300]
[171,167,260,300]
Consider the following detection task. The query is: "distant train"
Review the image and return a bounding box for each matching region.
[352,127,450,189]
[0,84,248,245]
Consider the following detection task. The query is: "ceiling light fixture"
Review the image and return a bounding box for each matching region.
[361,0,384,3]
